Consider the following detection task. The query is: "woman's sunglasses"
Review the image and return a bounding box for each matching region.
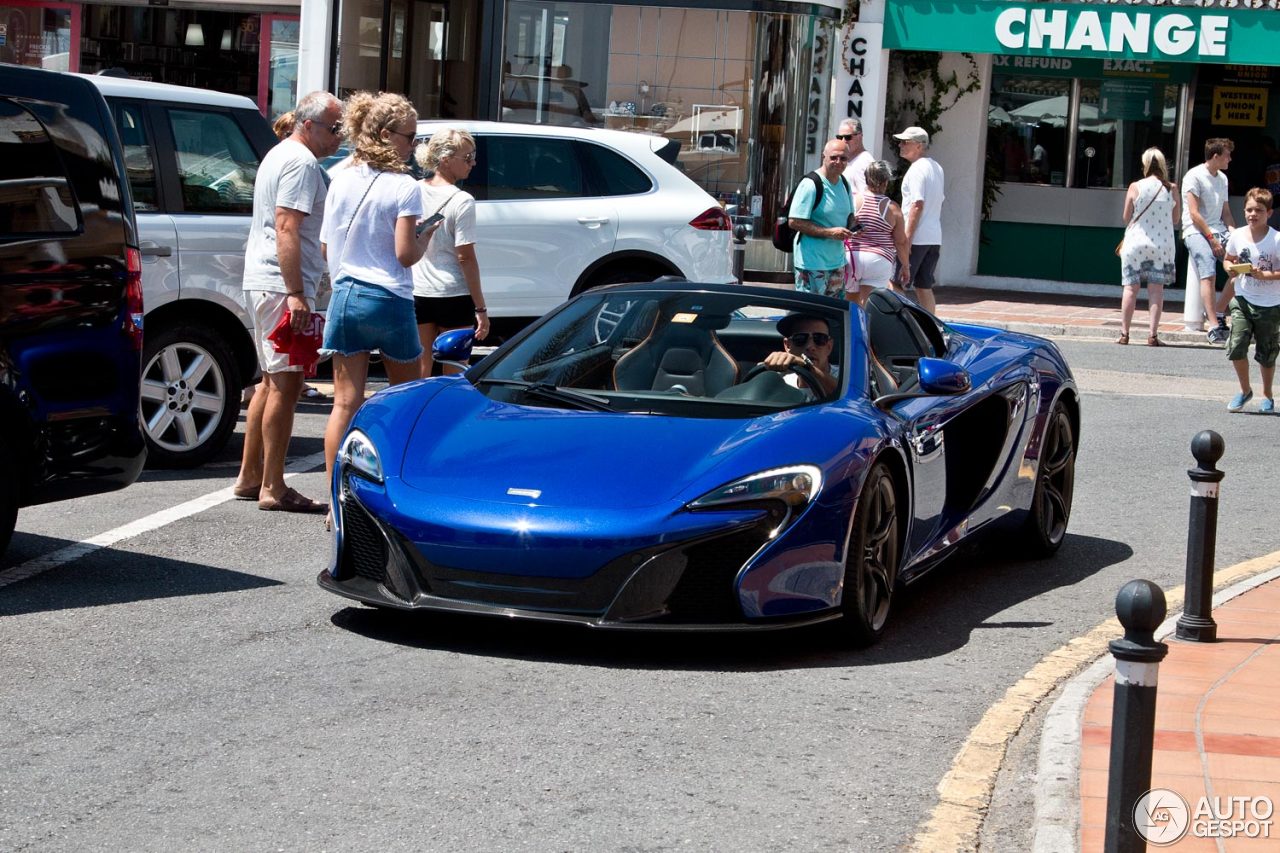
[788,332,831,346]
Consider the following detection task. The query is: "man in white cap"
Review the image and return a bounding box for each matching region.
[894,126,945,314]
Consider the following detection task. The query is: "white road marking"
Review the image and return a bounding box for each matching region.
[0,451,327,590]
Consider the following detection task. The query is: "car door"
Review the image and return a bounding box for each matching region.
[153,105,260,320]
[105,99,180,311]
[469,133,617,316]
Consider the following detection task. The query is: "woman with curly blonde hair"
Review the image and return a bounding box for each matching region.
[412,128,488,376]
[320,91,439,507]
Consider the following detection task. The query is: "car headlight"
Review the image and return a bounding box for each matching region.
[339,429,383,483]
[687,465,822,534]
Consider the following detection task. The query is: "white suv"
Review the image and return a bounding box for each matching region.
[414,120,736,317]
[83,74,276,468]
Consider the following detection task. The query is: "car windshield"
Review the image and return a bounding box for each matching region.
[472,289,848,417]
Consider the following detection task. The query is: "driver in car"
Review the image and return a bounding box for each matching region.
[761,313,840,399]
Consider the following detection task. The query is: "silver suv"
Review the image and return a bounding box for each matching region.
[83,74,276,468]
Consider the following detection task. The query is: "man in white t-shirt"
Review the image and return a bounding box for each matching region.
[233,91,344,514]
[838,118,875,195]
[1182,138,1237,343]
[1222,188,1280,414]
[894,126,945,314]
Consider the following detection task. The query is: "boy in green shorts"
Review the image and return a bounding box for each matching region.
[1223,188,1280,413]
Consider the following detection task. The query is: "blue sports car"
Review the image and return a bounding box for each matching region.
[318,284,1078,646]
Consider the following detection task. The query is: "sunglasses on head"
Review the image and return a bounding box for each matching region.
[788,332,831,346]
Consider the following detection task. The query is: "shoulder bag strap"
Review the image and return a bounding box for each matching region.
[1127,181,1162,230]
[334,171,383,276]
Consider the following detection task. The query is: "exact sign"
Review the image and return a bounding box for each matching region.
[1212,86,1268,126]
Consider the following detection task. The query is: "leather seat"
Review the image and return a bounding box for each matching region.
[613,317,738,396]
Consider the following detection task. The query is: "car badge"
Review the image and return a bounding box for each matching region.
[507,487,542,499]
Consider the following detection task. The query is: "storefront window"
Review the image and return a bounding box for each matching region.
[262,16,300,122]
[0,2,72,69]
[1074,81,1178,189]
[987,74,1069,186]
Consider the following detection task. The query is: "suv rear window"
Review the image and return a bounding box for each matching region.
[0,100,80,237]
[577,142,652,196]
[166,109,259,214]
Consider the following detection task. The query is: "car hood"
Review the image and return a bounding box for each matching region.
[398,383,837,509]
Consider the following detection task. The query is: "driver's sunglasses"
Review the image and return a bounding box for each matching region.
[789,332,831,346]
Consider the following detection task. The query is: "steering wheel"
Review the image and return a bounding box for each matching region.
[742,360,831,401]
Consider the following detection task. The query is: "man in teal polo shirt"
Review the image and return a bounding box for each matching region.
[788,138,855,296]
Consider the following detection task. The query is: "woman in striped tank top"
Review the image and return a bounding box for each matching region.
[845,160,912,307]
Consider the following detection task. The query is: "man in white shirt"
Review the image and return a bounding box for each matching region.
[1182,138,1237,343]
[233,91,344,514]
[838,118,875,195]
[894,126,945,314]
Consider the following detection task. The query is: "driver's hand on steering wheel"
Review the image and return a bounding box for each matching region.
[761,351,808,372]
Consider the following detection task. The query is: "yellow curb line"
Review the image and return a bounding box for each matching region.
[907,549,1280,853]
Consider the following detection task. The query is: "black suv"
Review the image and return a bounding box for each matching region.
[0,64,147,556]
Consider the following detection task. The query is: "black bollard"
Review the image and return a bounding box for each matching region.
[1104,579,1169,853]
[731,223,748,284]
[1176,430,1224,642]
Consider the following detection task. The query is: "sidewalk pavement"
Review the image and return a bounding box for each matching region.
[1075,574,1280,851]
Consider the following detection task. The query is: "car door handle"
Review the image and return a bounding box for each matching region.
[577,216,610,226]
[139,242,172,257]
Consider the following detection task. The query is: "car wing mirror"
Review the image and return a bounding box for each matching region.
[433,327,475,371]
[918,357,971,395]
[873,357,971,409]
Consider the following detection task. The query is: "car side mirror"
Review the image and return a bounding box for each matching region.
[433,328,475,372]
[918,357,971,395]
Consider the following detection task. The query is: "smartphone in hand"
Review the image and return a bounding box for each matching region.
[846,214,864,233]
[416,212,445,237]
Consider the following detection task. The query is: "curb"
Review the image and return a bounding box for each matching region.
[945,318,1220,347]
[1030,560,1280,853]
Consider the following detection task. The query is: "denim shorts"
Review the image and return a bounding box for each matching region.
[1185,230,1228,281]
[322,277,423,363]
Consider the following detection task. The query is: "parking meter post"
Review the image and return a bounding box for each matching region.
[1104,579,1169,853]
[1177,430,1224,643]
[732,224,747,284]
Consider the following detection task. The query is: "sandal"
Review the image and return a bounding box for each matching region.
[259,487,329,515]
[1147,335,1166,347]
[302,385,328,400]
[232,483,260,501]
[1116,333,1129,345]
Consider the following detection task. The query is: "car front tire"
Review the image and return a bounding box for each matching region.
[0,450,17,557]
[839,464,900,647]
[139,323,240,469]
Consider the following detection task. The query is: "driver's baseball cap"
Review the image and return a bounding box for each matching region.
[777,313,832,338]
[893,126,930,145]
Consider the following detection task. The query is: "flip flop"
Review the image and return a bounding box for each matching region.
[302,386,328,400]
[233,483,260,500]
[259,488,328,514]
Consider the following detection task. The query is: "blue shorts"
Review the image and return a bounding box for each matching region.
[1184,230,1228,281]
[322,277,423,363]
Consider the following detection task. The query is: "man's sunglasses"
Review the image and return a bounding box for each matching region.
[328,121,345,136]
[789,332,831,346]
[836,132,860,141]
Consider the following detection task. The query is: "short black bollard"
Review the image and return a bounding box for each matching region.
[1104,579,1169,853]
[731,223,748,284]
[1176,430,1224,642]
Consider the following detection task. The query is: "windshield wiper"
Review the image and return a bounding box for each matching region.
[475,378,613,412]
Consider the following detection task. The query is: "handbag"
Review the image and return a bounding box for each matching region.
[1116,182,1165,257]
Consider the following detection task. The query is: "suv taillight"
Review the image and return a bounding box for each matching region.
[124,247,144,350]
[689,206,731,231]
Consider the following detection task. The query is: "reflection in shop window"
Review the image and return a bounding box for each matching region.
[987,75,1069,187]
[1074,81,1178,189]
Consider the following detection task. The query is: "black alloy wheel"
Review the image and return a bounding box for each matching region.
[1023,401,1075,557]
[840,464,900,647]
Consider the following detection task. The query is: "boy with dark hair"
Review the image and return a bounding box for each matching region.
[1183,137,1237,343]
[1223,188,1280,413]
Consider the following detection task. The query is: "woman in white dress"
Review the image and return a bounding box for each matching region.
[1118,147,1180,346]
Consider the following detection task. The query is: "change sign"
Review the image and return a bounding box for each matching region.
[1212,86,1267,126]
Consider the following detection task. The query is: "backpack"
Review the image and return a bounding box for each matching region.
[772,171,850,253]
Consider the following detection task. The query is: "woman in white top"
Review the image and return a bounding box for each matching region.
[320,91,439,498]
[412,128,489,377]
[1118,147,1180,346]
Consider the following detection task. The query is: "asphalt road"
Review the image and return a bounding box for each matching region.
[2,336,1275,852]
